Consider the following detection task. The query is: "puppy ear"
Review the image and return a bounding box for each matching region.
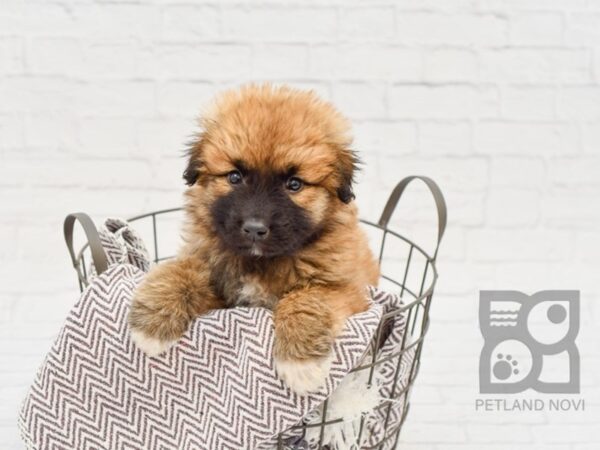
[183,137,203,186]
[336,149,360,204]
[183,156,200,186]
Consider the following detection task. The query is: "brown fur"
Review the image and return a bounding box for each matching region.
[129,84,379,377]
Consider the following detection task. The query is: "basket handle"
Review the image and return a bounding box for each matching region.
[378,176,447,259]
[64,213,109,275]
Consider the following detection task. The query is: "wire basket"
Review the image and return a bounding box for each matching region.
[63,176,446,450]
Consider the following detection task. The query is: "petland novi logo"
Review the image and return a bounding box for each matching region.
[475,290,584,412]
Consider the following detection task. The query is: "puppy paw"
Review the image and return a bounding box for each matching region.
[274,355,333,395]
[130,328,175,357]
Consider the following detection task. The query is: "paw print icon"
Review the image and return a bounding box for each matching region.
[479,290,580,394]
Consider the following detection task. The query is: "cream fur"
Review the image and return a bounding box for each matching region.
[274,355,333,395]
[130,329,174,357]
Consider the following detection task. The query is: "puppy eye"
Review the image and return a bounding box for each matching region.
[286,177,303,192]
[227,170,243,185]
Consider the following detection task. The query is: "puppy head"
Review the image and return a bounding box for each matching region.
[184,84,358,258]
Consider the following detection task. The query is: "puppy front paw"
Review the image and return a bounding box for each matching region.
[130,328,175,357]
[274,355,333,395]
[273,292,336,394]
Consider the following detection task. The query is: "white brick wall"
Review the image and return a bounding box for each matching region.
[1,1,599,448]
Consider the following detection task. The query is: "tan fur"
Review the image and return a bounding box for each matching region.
[128,257,224,342]
[129,84,380,392]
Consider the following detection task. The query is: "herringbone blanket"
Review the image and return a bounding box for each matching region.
[19,219,409,450]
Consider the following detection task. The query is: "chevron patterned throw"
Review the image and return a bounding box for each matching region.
[19,219,411,450]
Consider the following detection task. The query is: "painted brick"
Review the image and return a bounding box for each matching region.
[502,87,556,120]
[509,12,564,45]
[558,87,600,120]
[0,114,25,151]
[419,122,472,155]
[222,7,337,41]
[79,117,138,158]
[424,48,479,82]
[160,5,220,41]
[390,85,500,119]
[485,188,540,227]
[340,6,395,39]
[489,157,546,189]
[480,49,590,84]
[396,13,508,46]
[549,157,600,187]
[474,122,579,155]
[565,13,600,46]
[332,82,387,119]
[310,44,422,81]
[0,37,24,75]
[71,4,161,41]
[468,229,571,262]
[156,81,215,117]
[252,44,309,79]
[155,44,252,80]
[353,120,417,155]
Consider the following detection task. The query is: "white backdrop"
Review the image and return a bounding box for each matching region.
[1,1,599,449]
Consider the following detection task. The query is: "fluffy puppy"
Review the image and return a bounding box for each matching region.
[129,84,379,394]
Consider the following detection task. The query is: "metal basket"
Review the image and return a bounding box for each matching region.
[63,175,446,450]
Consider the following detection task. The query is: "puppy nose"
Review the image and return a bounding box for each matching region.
[242,219,269,240]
